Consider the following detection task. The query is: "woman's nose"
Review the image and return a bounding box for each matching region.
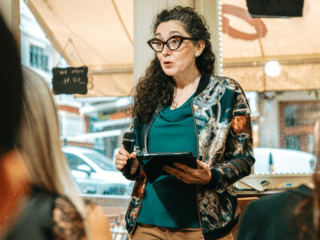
[161,44,171,55]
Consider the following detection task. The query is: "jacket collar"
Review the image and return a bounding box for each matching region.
[194,71,211,97]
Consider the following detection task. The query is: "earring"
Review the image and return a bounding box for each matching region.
[195,53,199,57]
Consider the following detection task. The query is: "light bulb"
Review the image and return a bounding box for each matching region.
[264,61,281,77]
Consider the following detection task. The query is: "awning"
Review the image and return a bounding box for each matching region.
[224,63,320,92]
[25,0,320,93]
[221,0,320,91]
[26,0,134,97]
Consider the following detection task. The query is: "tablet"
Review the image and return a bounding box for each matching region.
[136,151,197,183]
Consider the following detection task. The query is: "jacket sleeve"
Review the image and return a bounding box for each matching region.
[121,118,142,181]
[207,83,255,191]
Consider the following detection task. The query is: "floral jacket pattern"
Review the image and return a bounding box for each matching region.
[123,72,255,238]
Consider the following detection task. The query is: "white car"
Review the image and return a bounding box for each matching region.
[62,146,134,195]
[253,147,316,174]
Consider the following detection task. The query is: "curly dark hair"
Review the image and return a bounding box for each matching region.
[294,172,320,240]
[131,6,216,124]
[294,127,320,240]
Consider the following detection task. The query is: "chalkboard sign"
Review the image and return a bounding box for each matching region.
[52,66,88,94]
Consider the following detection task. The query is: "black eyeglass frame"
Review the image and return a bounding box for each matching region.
[147,35,196,52]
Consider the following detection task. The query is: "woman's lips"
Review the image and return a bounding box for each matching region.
[163,61,173,67]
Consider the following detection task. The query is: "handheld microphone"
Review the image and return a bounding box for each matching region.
[122,132,136,175]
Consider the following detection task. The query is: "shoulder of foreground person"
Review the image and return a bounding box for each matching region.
[53,196,112,240]
[52,196,86,239]
[237,185,313,240]
[85,200,113,240]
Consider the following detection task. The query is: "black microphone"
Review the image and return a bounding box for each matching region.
[122,132,136,175]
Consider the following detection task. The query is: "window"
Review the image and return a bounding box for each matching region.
[280,101,320,153]
[284,104,320,127]
[30,45,49,71]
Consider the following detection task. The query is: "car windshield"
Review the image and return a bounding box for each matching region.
[83,152,117,172]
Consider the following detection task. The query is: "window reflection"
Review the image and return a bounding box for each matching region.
[285,136,300,150]
[249,94,319,175]
[280,101,320,154]
[285,104,320,127]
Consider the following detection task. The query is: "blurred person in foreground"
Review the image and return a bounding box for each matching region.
[4,70,112,240]
[115,6,254,240]
[0,13,29,239]
[237,119,320,240]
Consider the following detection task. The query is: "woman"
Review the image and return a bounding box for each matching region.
[237,122,320,240]
[115,6,254,240]
[5,73,112,240]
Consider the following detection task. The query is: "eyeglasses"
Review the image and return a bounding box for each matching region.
[147,35,195,52]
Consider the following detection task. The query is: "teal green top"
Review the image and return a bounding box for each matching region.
[137,94,200,228]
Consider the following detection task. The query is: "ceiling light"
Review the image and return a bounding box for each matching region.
[265,60,281,77]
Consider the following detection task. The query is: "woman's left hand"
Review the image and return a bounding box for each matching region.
[162,160,212,185]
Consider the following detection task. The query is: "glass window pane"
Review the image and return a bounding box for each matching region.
[82,152,117,172]
[65,152,90,170]
[285,136,300,150]
[34,46,39,67]
[29,45,34,66]
[285,104,320,127]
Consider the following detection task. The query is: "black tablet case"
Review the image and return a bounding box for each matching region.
[136,152,197,183]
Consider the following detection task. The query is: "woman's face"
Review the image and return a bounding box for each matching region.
[155,20,201,78]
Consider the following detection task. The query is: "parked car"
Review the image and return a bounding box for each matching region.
[253,147,316,174]
[62,146,134,195]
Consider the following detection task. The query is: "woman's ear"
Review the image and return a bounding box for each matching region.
[195,40,205,57]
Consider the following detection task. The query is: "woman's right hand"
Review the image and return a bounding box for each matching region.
[114,148,138,174]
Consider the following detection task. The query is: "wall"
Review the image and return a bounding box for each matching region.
[20,1,56,86]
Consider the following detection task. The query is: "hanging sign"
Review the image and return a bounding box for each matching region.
[52,66,88,94]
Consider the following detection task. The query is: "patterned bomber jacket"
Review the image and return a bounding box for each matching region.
[123,72,255,239]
